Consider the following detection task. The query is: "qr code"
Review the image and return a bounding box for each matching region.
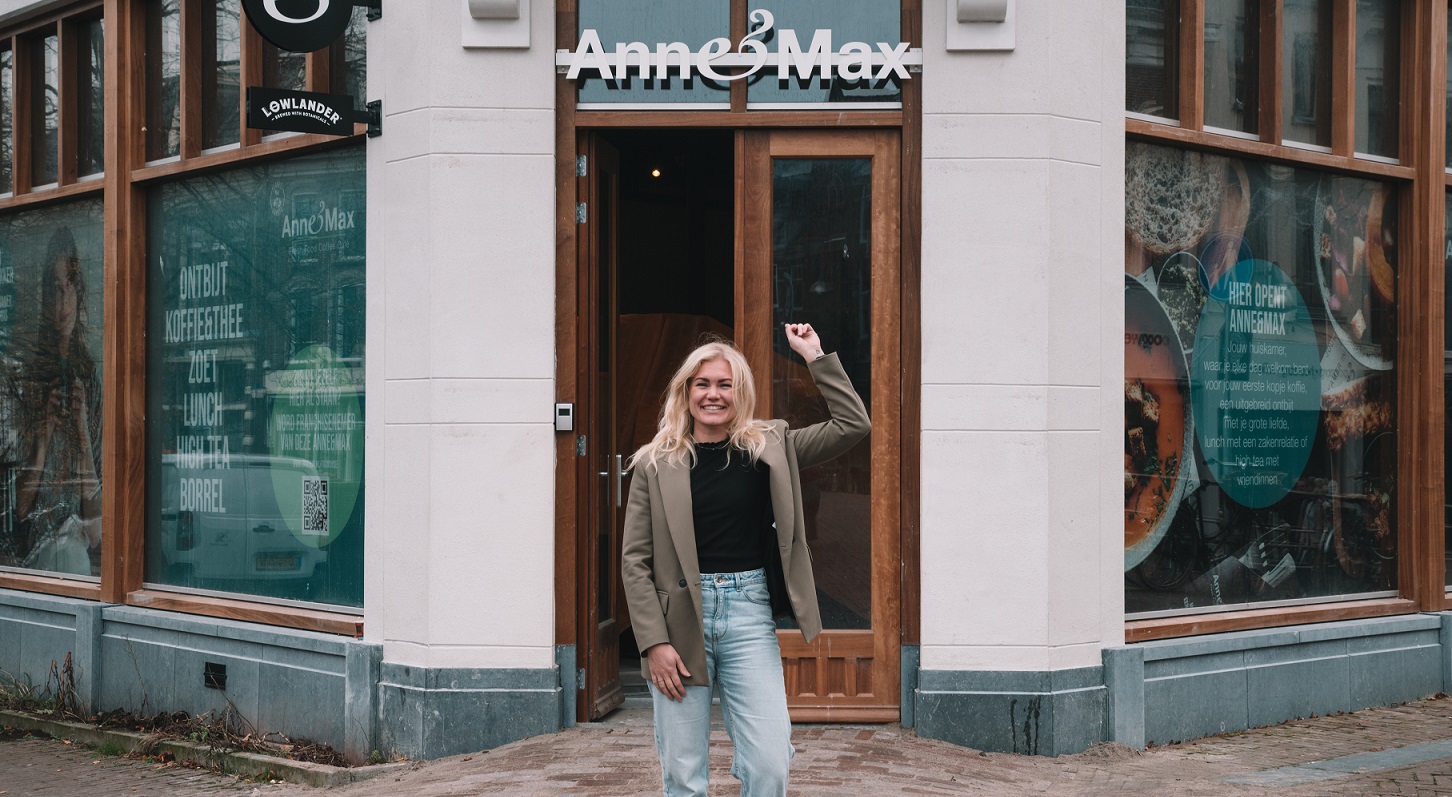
[302,477,329,535]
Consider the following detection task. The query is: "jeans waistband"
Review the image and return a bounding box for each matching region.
[698,568,766,587]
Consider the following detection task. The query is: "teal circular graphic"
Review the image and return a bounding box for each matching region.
[1191,259,1321,508]
[268,344,363,547]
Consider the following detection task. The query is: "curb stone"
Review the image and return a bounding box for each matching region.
[0,709,409,787]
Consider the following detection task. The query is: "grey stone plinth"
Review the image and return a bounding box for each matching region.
[914,666,1107,756]
[377,663,562,759]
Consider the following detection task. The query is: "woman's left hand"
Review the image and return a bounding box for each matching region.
[784,323,825,362]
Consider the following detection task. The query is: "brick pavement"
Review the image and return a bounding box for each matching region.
[0,734,273,796]
[10,697,1452,796]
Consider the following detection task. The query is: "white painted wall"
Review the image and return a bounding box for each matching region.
[918,0,1125,672]
[365,0,558,670]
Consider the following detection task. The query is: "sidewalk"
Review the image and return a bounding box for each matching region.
[8,696,1452,796]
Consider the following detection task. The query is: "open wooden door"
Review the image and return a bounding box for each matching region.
[742,129,902,722]
[580,135,625,719]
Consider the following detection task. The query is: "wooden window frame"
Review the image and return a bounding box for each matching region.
[0,0,367,638]
[1127,0,1448,642]
[1441,2,1452,612]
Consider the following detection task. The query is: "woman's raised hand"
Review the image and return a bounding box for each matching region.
[784,323,825,362]
[645,643,691,702]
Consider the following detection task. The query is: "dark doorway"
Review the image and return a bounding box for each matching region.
[581,129,736,718]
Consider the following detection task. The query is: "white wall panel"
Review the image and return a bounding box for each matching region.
[427,154,556,380]
[370,0,558,669]
[919,0,1125,671]
[428,424,554,651]
[920,431,1049,648]
[380,425,434,648]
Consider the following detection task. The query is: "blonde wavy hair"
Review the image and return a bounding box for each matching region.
[629,340,774,471]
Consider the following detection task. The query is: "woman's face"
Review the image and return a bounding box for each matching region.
[51,256,78,344]
[688,358,735,441]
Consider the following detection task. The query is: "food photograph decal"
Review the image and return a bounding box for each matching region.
[1124,142,1396,616]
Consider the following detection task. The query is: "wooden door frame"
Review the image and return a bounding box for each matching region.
[578,135,625,720]
[552,0,924,725]
[742,127,903,722]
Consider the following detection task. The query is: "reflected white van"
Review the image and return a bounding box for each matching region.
[157,454,328,584]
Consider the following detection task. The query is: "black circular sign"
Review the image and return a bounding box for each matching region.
[242,0,352,53]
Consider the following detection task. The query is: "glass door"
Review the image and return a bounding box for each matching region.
[743,129,901,721]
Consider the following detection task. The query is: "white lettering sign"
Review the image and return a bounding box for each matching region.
[557,10,922,84]
[263,0,329,25]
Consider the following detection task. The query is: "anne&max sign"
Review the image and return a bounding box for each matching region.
[556,10,923,84]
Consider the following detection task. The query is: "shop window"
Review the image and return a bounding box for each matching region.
[0,199,106,578]
[202,0,242,151]
[331,6,368,111]
[576,0,731,108]
[144,0,181,162]
[1354,0,1398,159]
[744,0,902,109]
[1446,9,1452,169]
[261,41,305,93]
[1120,0,1179,119]
[28,33,58,186]
[1202,0,1258,136]
[1124,142,1398,617]
[1283,0,1332,148]
[75,17,104,178]
[1445,193,1452,587]
[1127,0,1180,120]
[144,147,365,608]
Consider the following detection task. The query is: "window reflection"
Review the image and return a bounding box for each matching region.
[1,49,11,193]
[1354,0,1398,159]
[77,19,104,177]
[1125,143,1398,616]
[262,42,305,93]
[0,200,106,577]
[1283,0,1331,148]
[746,0,902,107]
[1127,0,1179,119]
[145,147,366,607]
[30,35,58,185]
[331,6,368,108]
[1444,194,1452,586]
[145,0,181,161]
[202,0,241,150]
[1203,0,1258,134]
[772,157,872,630]
[577,0,730,107]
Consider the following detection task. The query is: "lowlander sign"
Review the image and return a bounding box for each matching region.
[556,9,923,83]
[248,86,361,136]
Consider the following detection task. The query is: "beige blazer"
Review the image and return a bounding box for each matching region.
[620,353,871,687]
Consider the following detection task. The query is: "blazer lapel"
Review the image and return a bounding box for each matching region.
[658,458,700,582]
[759,439,795,557]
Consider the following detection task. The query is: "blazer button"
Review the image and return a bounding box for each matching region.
[678,579,687,588]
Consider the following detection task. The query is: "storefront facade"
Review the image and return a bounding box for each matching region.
[1,0,1450,761]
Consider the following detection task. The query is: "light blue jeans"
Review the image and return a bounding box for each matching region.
[651,568,793,797]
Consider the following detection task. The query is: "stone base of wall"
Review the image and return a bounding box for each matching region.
[915,666,1107,756]
[918,614,1452,756]
[378,663,563,759]
[0,590,383,760]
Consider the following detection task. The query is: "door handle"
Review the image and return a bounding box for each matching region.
[600,456,631,508]
[615,454,631,507]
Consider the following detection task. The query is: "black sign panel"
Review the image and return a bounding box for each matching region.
[248,87,357,136]
[242,0,352,52]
